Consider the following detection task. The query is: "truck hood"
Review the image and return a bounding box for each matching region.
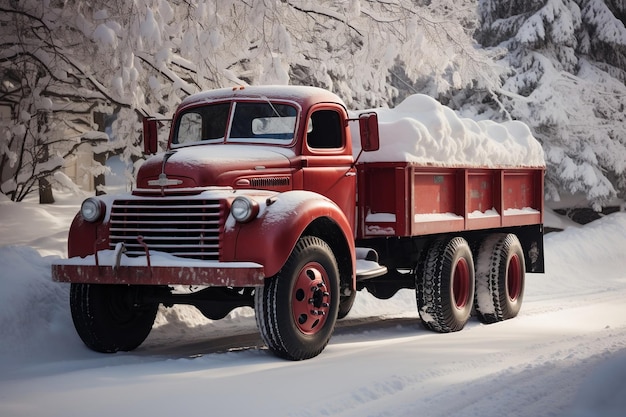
[137,144,296,189]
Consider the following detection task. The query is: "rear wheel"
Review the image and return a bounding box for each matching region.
[416,237,475,332]
[70,283,158,353]
[474,234,525,323]
[255,236,339,360]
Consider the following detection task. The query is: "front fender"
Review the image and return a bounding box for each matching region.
[232,191,355,279]
[67,212,110,258]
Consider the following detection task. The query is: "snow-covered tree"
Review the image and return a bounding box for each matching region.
[0,2,122,202]
[1,0,500,201]
[475,0,626,209]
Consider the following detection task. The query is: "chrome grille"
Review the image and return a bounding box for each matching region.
[109,198,224,260]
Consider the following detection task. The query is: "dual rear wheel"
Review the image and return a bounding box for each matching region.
[416,234,525,333]
[474,234,526,323]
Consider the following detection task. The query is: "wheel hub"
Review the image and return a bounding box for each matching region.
[507,254,522,301]
[292,262,331,334]
[452,257,470,309]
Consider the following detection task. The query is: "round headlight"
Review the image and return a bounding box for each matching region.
[231,196,258,223]
[81,197,104,223]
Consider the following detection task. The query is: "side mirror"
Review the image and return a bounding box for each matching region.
[142,117,158,155]
[359,112,380,152]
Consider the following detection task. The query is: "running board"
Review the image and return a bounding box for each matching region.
[355,247,388,281]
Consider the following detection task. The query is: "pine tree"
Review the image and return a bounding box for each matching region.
[475,0,626,209]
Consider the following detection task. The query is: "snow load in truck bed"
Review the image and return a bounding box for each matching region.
[350,94,545,168]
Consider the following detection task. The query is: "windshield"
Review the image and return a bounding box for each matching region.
[172,101,298,147]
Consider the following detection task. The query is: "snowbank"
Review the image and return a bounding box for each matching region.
[0,246,80,368]
[351,94,545,167]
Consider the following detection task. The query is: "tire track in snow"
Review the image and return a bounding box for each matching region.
[285,300,626,417]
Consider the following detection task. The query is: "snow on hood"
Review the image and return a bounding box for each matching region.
[138,144,296,188]
[350,94,545,168]
[166,144,295,166]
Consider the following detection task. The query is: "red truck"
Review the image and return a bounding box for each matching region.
[52,86,545,360]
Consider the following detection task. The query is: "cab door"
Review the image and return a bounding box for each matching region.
[301,106,356,229]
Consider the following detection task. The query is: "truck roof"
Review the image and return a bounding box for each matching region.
[180,85,347,111]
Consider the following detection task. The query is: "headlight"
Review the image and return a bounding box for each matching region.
[230,196,258,223]
[81,197,104,223]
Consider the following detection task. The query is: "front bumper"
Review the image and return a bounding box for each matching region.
[51,249,265,287]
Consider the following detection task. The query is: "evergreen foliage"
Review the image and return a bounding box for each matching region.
[475,0,626,208]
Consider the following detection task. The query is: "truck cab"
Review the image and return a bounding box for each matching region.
[142,86,359,226]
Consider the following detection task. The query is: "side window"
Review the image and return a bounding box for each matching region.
[307,109,343,149]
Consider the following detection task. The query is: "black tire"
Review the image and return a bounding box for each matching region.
[255,236,340,360]
[337,290,357,320]
[416,237,475,333]
[70,283,158,353]
[474,234,525,323]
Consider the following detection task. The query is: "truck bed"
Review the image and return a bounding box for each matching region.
[357,162,544,238]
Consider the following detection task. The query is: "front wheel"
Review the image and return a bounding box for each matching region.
[70,283,159,353]
[416,237,475,333]
[255,236,340,360]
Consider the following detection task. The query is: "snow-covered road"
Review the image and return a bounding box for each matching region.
[1,194,625,417]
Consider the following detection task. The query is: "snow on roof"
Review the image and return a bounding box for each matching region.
[351,94,545,168]
[182,85,344,108]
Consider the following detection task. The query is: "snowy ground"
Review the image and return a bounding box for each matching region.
[1,189,626,417]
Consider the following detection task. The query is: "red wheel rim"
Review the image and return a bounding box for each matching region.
[291,262,331,335]
[452,257,470,309]
[507,254,522,301]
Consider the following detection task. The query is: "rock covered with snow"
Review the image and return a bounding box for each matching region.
[351,94,545,168]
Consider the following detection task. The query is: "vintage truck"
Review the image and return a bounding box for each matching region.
[52,85,545,360]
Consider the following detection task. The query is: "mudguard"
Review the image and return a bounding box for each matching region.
[67,213,110,258]
[231,190,356,280]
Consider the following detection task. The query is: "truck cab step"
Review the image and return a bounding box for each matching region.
[355,247,388,281]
